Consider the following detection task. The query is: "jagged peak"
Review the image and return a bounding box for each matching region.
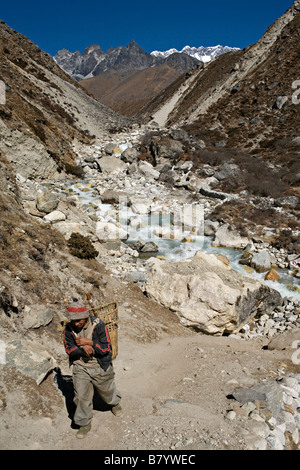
[83,44,104,55]
[126,40,145,52]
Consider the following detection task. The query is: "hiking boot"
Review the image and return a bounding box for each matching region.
[111,403,123,417]
[76,422,91,439]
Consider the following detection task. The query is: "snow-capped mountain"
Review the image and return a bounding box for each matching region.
[151,45,240,63]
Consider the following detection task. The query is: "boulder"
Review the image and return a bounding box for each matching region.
[36,190,59,214]
[138,161,160,180]
[153,227,183,240]
[157,140,184,159]
[96,221,128,242]
[251,250,271,273]
[144,251,282,335]
[96,155,127,174]
[187,174,207,192]
[104,142,117,155]
[23,304,54,329]
[121,147,138,164]
[204,220,219,236]
[214,163,241,181]
[6,339,55,384]
[129,197,151,215]
[124,271,148,283]
[140,241,159,253]
[212,223,249,249]
[101,189,129,205]
[267,329,300,351]
[44,210,66,224]
[265,269,280,282]
[52,221,95,240]
[232,381,283,419]
[129,216,145,230]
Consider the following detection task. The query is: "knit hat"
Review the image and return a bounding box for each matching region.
[66,300,89,320]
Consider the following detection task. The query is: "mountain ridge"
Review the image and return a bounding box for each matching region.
[151,44,240,63]
[54,41,237,116]
[54,41,239,80]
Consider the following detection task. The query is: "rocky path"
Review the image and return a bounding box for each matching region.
[1,298,299,451]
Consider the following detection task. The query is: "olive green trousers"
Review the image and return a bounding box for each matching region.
[72,363,121,427]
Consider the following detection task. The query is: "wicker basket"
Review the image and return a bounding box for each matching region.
[91,302,119,360]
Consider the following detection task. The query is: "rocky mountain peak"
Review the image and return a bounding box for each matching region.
[82,44,104,56]
[127,39,144,51]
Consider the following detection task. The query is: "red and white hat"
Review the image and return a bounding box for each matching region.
[66,300,89,320]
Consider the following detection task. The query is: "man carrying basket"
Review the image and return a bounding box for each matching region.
[63,299,122,439]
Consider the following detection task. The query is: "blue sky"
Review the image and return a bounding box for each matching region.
[0,0,294,56]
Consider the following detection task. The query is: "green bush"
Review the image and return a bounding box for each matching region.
[67,233,99,259]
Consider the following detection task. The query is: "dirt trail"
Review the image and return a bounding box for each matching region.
[0,276,296,451]
[2,313,292,451]
[55,330,292,451]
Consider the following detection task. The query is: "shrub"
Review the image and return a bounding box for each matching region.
[67,233,99,259]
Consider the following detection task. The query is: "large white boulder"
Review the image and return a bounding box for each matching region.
[212,223,249,249]
[145,251,281,335]
[96,221,129,241]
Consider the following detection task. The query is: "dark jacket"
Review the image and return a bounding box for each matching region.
[63,315,112,371]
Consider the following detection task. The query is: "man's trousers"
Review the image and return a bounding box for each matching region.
[72,363,121,427]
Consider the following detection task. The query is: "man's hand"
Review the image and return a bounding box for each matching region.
[75,337,93,347]
[82,345,95,356]
[75,337,94,356]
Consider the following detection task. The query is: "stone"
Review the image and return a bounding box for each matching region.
[232,388,267,404]
[153,227,183,240]
[6,339,55,385]
[104,142,117,155]
[44,210,66,223]
[265,268,280,282]
[129,217,145,230]
[101,189,129,204]
[204,220,219,236]
[267,329,300,351]
[274,95,288,109]
[275,196,299,208]
[96,155,127,174]
[226,410,236,420]
[241,401,257,415]
[36,190,59,214]
[23,305,54,329]
[212,223,249,249]
[138,162,160,180]
[96,221,129,242]
[140,242,158,253]
[214,163,240,181]
[186,174,204,192]
[144,251,282,335]
[282,411,296,433]
[267,435,284,450]
[131,202,150,215]
[124,271,148,283]
[251,250,271,273]
[157,140,184,159]
[121,147,138,163]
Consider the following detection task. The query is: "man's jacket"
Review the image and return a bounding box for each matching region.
[64,315,112,371]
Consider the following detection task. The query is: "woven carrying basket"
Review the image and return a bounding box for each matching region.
[91,302,119,360]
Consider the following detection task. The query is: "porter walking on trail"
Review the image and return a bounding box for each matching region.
[63,299,122,439]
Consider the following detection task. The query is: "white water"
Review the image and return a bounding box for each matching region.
[53,180,300,301]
